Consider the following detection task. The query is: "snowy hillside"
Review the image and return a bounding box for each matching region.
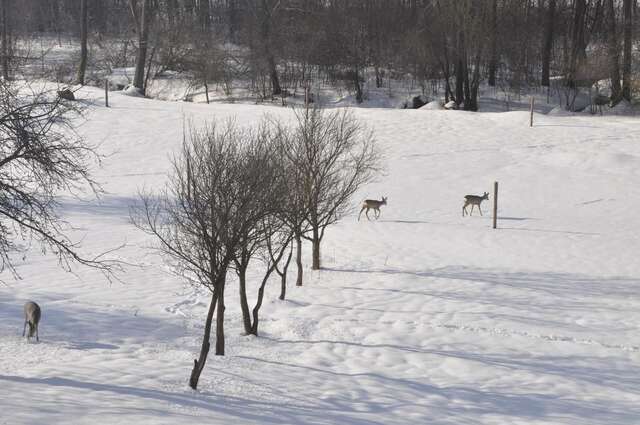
[1,87,640,425]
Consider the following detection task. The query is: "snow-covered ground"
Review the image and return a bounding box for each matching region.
[1,87,640,424]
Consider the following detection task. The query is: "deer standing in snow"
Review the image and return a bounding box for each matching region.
[462,192,489,217]
[358,196,387,221]
[22,301,41,342]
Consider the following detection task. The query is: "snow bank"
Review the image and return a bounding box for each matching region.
[421,100,444,110]
[547,105,574,116]
[122,84,144,97]
[606,100,638,116]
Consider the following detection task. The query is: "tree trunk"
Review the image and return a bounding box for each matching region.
[311,226,320,270]
[375,66,382,88]
[354,65,363,104]
[215,279,225,355]
[228,0,238,42]
[260,0,281,96]
[268,54,282,96]
[250,267,275,336]
[77,0,88,85]
[1,0,9,80]
[440,33,453,102]
[204,80,210,104]
[295,232,303,286]
[251,240,289,335]
[541,0,556,86]
[606,0,622,103]
[621,0,632,101]
[567,0,587,89]
[199,0,211,33]
[236,261,253,335]
[463,55,471,110]
[189,288,218,390]
[278,242,293,300]
[488,0,498,87]
[132,0,151,94]
[468,53,481,112]
[143,45,156,94]
[455,30,465,105]
[250,271,273,336]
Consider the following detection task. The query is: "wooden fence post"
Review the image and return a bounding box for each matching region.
[493,181,498,229]
[105,79,109,107]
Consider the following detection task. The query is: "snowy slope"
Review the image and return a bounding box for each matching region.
[1,87,640,425]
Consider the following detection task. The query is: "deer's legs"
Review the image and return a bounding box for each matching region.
[365,208,372,220]
[478,206,483,216]
[22,320,27,337]
[358,207,365,221]
[35,324,39,342]
[462,204,467,216]
[374,208,380,219]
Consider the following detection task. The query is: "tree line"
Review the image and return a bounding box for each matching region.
[1,0,637,109]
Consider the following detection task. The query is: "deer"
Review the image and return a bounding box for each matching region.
[358,196,387,221]
[22,301,41,342]
[462,192,489,217]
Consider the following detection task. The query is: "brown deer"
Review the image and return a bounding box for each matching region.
[462,192,489,217]
[358,197,387,221]
[22,301,41,342]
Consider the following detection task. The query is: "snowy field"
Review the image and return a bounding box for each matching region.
[1,87,640,424]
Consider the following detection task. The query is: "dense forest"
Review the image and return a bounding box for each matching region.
[1,0,638,110]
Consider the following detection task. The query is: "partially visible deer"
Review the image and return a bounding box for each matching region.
[22,301,41,342]
[462,192,489,217]
[358,196,387,221]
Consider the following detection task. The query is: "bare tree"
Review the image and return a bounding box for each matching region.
[259,0,282,96]
[274,121,311,286]
[621,0,633,101]
[1,0,9,80]
[487,0,498,87]
[0,81,118,277]
[133,122,239,389]
[129,0,152,94]
[292,107,380,271]
[133,119,290,389]
[231,123,288,334]
[605,0,622,103]
[567,0,588,90]
[541,0,557,87]
[76,0,88,85]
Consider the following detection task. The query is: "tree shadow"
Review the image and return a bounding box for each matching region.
[0,374,390,424]
[59,195,138,223]
[0,292,185,349]
[534,124,603,129]
[499,226,600,236]
[496,216,535,221]
[237,350,640,423]
[322,266,639,313]
[379,219,431,224]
